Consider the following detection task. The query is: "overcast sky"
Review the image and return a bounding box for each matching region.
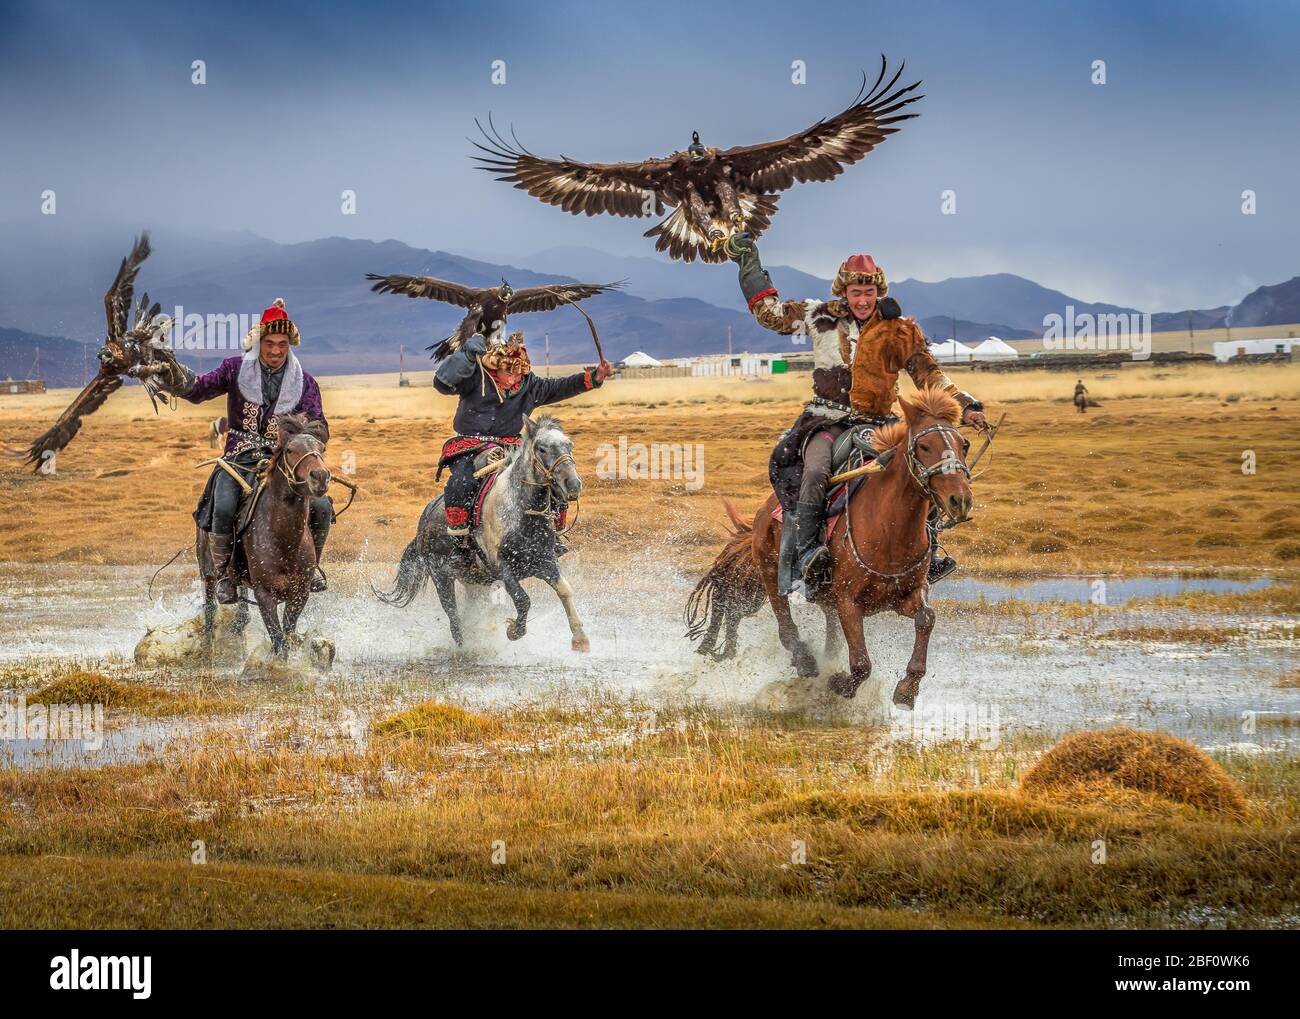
[1,0,1296,311]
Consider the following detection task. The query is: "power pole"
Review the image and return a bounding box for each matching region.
[82,343,88,386]
[727,325,733,356]
[545,333,550,377]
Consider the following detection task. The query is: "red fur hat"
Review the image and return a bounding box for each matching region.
[832,254,888,297]
[242,298,301,351]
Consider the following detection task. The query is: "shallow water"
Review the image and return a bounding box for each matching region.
[943,574,1273,606]
[0,559,1296,765]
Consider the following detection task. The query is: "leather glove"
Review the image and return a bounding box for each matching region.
[879,297,902,321]
[158,352,195,396]
[726,233,775,306]
[463,335,488,356]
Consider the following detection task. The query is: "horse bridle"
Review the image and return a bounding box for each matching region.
[276,442,328,490]
[841,421,972,580]
[522,443,578,520]
[906,423,970,520]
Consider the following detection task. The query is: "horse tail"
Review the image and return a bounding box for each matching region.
[684,499,764,657]
[371,536,430,607]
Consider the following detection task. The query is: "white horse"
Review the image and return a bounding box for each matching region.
[373,415,590,651]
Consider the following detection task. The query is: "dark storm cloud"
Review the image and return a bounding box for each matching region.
[1,0,1297,310]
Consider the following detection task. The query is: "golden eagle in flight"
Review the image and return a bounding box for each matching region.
[22,233,176,472]
[472,56,922,264]
[365,272,623,360]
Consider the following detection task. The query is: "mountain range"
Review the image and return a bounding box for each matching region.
[0,223,1295,386]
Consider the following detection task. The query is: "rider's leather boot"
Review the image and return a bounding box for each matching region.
[795,502,830,585]
[210,532,239,605]
[448,532,476,571]
[926,511,957,584]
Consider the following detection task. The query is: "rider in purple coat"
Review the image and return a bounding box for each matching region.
[163,299,331,603]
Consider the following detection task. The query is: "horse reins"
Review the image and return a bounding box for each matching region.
[905,423,971,524]
[270,441,358,517]
[840,422,972,581]
[521,444,579,533]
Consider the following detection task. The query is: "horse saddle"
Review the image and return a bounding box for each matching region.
[465,449,568,535]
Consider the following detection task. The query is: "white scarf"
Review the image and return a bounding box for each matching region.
[237,348,303,413]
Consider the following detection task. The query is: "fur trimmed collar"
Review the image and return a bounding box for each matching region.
[238,348,303,413]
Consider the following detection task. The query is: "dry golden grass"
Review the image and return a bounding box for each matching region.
[26,669,237,717]
[1,363,1298,577]
[1020,729,1249,818]
[371,701,503,744]
[0,700,1295,929]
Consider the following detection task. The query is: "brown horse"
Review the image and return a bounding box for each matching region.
[687,389,974,709]
[197,414,332,658]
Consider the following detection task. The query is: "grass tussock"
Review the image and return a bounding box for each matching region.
[1020,728,1248,818]
[371,701,503,744]
[26,670,237,717]
[29,671,148,707]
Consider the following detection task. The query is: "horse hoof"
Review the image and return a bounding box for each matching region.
[828,671,862,699]
[571,637,590,653]
[792,647,818,679]
[892,678,920,710]
[506,621,524,641]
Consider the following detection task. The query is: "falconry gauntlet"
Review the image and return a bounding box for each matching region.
[727,233,775,306]
[156,348,196,397]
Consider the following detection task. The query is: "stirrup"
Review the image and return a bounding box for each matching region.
[310,565,327,593]
[215,577,239,605]
[798,543,829,578]
[928,555,957,585]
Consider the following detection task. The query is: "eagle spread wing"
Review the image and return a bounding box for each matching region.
[472,117,672,218]
[721,56,923,192]
[22,372,125,471]
[104,233,151,342]
[506,280,625,314]
[365,273,487,308]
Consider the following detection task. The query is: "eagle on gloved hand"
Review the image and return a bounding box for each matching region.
[472,56,922,264]
[364,272,624,360]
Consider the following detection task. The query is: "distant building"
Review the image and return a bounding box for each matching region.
[620,351,663,368]
[1213,338,1300,362]
[930,339,976,363]
[971,337,1020,360]
[673,352,784,376]
[2,377,46,394]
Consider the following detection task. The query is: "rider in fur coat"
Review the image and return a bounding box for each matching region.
[726,234,987,586]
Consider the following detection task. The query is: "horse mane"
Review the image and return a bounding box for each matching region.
[274,413,328,451]
[869,388,962,451]
[868,421,908,452]
[267,414,328,475]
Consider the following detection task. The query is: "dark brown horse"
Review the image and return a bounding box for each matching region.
[687,389,974,709]
[197,414,332,658]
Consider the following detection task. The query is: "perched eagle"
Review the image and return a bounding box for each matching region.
[365,273,624,360]
[22,234,175,472]
[472,56,922,264]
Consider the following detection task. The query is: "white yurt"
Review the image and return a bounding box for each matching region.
[621,351,663,368]
[971,336,1020,361]
[930,339,976,363]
